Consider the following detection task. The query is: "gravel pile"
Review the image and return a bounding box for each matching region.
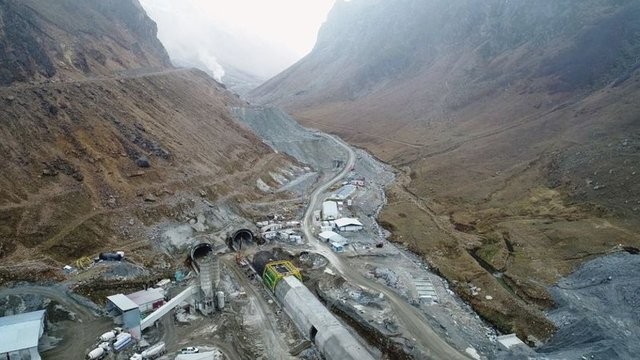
[232,106,348,171]
[538,252,640,359]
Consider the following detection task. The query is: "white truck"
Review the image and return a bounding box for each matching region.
[87,347,105,360]
[130,341,166,360]
[141,341,166,359]
[99,330,116,342]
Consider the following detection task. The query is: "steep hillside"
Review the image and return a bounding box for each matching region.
[0,0,171,85]
[251,0,640,341]
[0,0,295,282]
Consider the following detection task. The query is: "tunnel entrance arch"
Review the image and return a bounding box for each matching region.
[228,229,254,251]
[189,242,213,274]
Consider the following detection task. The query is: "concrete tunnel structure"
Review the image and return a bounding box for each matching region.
[228,229,254,251]
[189,242,219,314]
[252,252,374,360]
[275,276,375,360]
[190,242,214,274]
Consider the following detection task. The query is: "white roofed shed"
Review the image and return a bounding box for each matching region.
[0,310,46,360]
[333,218,364,232]
[322,201,339,220]
[126,288,165,313]
[106,294,142,339]
[107,294,138,311]
[318,231,347,244]
[330,184,356,200]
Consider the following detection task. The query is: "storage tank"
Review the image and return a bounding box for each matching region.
[99,252,123,261]
[113,332,132,351]
[216,291,225,310]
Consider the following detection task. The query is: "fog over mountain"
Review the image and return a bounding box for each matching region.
[140,0,334,93]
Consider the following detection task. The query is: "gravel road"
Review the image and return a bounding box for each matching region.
[300,134,472,360]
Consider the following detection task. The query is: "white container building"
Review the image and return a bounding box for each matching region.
[322,201,339,220]
[0,310,46,360]
[330,185,357,200]
[334,218,364,232]
[318,231,347,244]
[126,288,165,313]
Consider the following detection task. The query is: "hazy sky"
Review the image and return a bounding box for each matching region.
[140,0,336,80]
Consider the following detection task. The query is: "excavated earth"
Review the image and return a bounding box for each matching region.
[538,252,640,359]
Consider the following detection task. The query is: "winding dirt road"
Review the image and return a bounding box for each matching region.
[223,259,294,360]
[301,134,470,360]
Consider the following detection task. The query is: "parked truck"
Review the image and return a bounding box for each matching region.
[141,341,166,359]
[87,347,105,360]
[99,330,116,342]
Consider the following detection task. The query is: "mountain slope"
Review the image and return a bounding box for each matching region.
[0,0,294,281]
[0,0,171,85]
[251,0,640,341]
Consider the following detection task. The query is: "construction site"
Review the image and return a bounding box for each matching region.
[2,106,636,360]
[3,0,640,358]
[0,106,494,360]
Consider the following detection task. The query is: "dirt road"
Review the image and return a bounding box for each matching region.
[301,134,470,360]
[223,259,294,360]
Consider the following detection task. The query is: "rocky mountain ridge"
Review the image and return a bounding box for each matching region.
[0,0,171,85]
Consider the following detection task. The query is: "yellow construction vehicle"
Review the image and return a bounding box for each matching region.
[75,256,93,269]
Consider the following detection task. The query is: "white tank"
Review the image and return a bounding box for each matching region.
[114,333,132,350]
[99,330,116,342]
[141,341,165,358]
[87,347,104,359]
[217,291,225,310]
[98,342,110,349]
